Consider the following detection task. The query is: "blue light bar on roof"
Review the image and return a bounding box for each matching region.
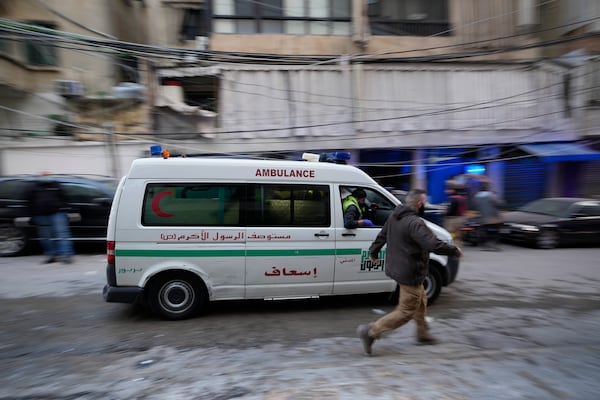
[320,152,351,163]
[150,145,162,156]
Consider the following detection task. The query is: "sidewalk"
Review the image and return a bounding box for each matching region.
[0,253,106,298]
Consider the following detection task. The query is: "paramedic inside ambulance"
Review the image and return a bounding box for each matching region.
[343,188,375,229]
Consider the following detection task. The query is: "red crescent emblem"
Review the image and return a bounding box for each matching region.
[151,191,174,218]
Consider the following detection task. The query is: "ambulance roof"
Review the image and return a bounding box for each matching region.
[126,157,377,185]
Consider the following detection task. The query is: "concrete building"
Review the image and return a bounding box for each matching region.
[1,0,599,205]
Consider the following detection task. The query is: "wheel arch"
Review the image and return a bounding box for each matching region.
[143,264,213,300]
[146,268,210,320]
[0,223,33,257]
[428,256,449,286]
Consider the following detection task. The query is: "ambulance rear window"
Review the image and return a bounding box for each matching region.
[142,183,241,226]
[141,183,330,227]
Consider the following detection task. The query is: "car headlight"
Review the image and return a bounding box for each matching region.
[510,223,539,232]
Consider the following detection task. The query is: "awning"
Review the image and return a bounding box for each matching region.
[518,142,600,162]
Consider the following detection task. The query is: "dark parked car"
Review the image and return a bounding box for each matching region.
[0,175,116,256]
[389,189,446,226]
[500,197,600,249]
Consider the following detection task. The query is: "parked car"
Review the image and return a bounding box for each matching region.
[0,175,116,256]
[389,189,446,226]
[500,197,600,249]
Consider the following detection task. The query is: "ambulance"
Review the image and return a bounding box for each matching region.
[103,154,460,320]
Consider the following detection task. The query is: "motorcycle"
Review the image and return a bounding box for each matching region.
[459,215,486,246]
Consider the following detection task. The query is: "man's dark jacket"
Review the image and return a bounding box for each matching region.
[28,180,68,216]
[369,204,459,286]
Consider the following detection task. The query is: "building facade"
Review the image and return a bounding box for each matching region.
[1,0,599,205]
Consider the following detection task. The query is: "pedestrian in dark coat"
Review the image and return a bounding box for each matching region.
[357,188,462,355]
[28,177,74,264]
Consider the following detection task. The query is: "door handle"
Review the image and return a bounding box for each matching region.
[342,233,356,237]
[314,233,330,237]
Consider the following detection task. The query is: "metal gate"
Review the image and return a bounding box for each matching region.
[581,160,600,198]
[503,159,547,209]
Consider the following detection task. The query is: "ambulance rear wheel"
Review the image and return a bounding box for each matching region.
[148,272,207,320]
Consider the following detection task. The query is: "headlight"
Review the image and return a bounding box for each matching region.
[511,223,539,232]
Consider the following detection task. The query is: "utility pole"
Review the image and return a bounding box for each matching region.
[103,122,120,179]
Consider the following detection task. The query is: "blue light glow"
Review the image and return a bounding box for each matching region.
[465,164,486,174]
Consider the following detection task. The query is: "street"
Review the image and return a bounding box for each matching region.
[1,244,599,399]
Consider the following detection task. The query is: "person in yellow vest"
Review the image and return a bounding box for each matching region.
[343,189,375,229]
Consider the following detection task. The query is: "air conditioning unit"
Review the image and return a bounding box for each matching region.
[195,36,209,51]
[54,80,84,97]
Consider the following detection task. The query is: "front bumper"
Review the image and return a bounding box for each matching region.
[499,226,537,244]
[446,255,460,285]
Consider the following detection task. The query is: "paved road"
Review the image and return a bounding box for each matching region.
[1,244,599,399]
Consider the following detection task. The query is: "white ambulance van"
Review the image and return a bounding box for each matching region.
[103,156,460,320]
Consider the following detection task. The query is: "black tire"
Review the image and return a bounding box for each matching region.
[424,266,442,305]
[537,230,558,249]
[0,224,30,257]
[148,272,208,320]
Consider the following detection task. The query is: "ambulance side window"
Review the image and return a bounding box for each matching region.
[340,186,396,227]
[246,184,330,227]
[142,183,241,226]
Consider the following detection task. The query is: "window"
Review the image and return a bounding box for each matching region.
[0,38,8,53]
[246,184,330,227]
[0,180,33,200]
[141,183,330,227]
[142,183,242,226]
[60,183,108,203]
[213,0,351,35]
[340,186,396,226]
[576,203,600,217]
[180,8,210,40]
[159,76,219,112]
[367,0,449,36]
[23,21,58,66]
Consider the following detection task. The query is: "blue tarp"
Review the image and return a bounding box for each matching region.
[518,142,600,162]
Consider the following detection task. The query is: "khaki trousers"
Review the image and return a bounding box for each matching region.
[369,284,428,339]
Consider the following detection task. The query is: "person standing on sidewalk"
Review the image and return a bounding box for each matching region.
[28,176,74,264]
[444,183,468,248]
[473,182,504,251]
[357,188,462,356]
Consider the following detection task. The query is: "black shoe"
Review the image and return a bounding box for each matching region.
[44,256,57,264]
[357,324,374,355]
[417,335,439,345]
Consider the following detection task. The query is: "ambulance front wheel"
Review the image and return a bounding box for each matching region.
[148,272,208,320]
[387,265,443,306]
